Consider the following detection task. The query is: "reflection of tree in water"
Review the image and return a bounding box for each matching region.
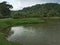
[8,29,14,37]
[0,27,13,39]
[5,27,11,38]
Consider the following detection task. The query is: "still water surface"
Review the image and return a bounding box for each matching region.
[7,20,60,45]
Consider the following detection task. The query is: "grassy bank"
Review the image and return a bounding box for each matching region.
[0,18,44,45]
[0,32,22,45]
[0,18,44,30]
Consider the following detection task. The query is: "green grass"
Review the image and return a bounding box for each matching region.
[0,18,45,30]
[0,18,45,45]
[0,32,22,45]
[43,17,60,19]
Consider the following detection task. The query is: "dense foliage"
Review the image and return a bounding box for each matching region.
[11,3,60,18]
[0,1,13,18]
[0,2,60,18]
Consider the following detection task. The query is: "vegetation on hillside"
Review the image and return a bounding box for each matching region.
[11,3,60,18]
[0,2,60,18]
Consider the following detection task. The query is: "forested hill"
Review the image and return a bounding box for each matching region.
[11,3,60,18]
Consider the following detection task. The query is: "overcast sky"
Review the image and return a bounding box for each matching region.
[0,0,60,10]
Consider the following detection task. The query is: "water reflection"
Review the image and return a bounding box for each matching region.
[7,22,60,45]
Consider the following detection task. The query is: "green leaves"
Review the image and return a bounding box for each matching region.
[11,3,60,18]
[0,1,13,18]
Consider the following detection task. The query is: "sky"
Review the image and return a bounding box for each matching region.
[0,0,60,10]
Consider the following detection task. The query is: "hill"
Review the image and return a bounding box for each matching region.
[11,3,60,18]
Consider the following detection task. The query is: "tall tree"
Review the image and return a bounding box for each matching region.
[0,1,13,18]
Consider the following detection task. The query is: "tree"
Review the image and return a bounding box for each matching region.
[47,10,60,17]
[0,1,13,18]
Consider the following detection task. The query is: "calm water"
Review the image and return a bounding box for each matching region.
[7,20,60,45]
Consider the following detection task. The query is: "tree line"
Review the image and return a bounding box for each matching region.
[0,1,60,18]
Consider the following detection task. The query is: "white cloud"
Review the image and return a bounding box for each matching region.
[0,0,60,10]
[0,0,46,10]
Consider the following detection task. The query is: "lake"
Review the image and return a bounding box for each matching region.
[7,19,60,45]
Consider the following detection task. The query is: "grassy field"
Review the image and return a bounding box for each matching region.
[0,18,45,45]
